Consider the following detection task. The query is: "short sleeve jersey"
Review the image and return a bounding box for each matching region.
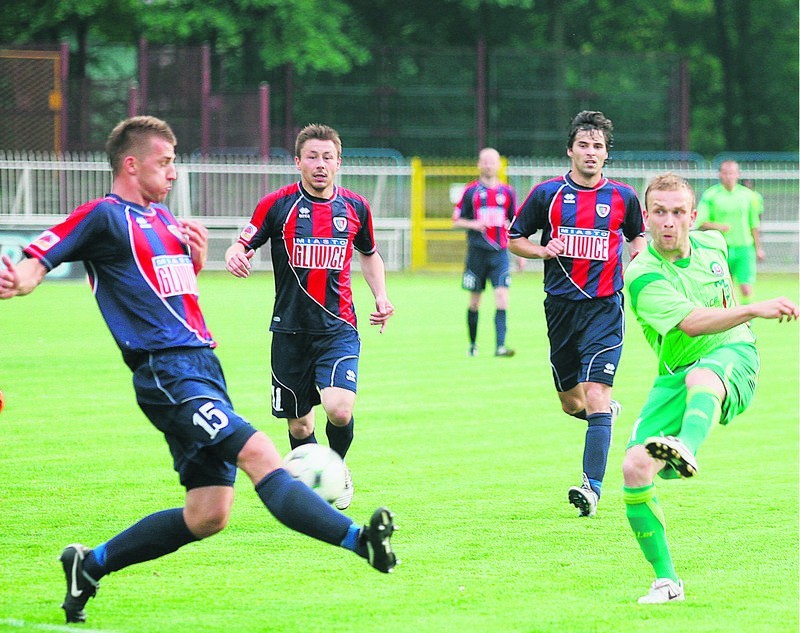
[695,184,761,247]
[509,173,645,300]
[237,182,377,334]
[23,194,214,359]
[626,230,755,375]
[452,181,517,251]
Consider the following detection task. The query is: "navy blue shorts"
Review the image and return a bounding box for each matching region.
[271,328,361,419]
[462,247,510,292]
[544,292,625,392]
[131,347,257,490]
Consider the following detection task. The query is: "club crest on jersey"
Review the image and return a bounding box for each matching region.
[595,203,611,218]
[31,230,60,251]
[710,262,725,277]
[496,192,507,206]
[333,217,348,232]
[291,237,347,270]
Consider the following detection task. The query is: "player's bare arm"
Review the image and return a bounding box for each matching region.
[224,242,255,278]
[627,235,647,260]
[0,255,47,299]
[678,296,800,336]
[358,251,394,333]
[508,236,564,260]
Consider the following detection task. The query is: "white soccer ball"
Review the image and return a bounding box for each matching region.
[283,444,346,504]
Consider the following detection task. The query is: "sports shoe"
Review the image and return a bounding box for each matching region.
[637,578,685,604]
[60,544,99,623]
[644,436,698,478]
[361,507,398,573]
[334,463,354,510]
[568,473,598,517]
[495,346,515,357]
[610,399,621,423]
[468,344,478,357]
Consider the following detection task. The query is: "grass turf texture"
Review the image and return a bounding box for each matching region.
[0,271,797,633]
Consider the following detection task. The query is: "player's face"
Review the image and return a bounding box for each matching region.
[296,139,341,198]
[135,136,177,205]
[645,188,697,259]
[478,149,501,180]
[719,162,739,190]
[567,129,608,185]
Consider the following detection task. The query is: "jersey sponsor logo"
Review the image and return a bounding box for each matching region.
[333,216,348,232]
[240,223,257,241]
[595,203,610,218]
[558,226,610,261]
[31,230,60,251]
[478,206,506,227]
[563,193,576,204]
[291,237,347,270]
[152,254,199,297]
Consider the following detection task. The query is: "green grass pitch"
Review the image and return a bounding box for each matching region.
[0,271,797,633]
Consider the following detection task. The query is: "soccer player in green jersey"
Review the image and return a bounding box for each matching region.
[695,160,765,302]
[621,173,798,604]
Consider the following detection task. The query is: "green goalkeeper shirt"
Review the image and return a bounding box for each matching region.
[695,183,761,247]
[626,230,756,375]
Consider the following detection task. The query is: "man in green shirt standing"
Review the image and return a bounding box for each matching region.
[696,160,765,302]
[621,173,798,604]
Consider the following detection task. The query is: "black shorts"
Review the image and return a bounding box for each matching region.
[544,292,625,392]
[462,247,510,292]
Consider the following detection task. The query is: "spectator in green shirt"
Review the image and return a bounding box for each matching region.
[695,160,765,302]
[621,172,797,604]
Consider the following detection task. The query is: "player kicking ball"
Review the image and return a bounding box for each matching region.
[622,173,798,604]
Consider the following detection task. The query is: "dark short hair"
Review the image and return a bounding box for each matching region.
[567,111,614,150]
[295,123,342,158]
[105,116,177,174]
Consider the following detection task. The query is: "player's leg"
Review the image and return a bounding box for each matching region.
[462,248,487,356]
[271,332,321,448]
[491,250,514,356]
[623,375,686,603]
[728,246,756,304]
[545,295,586,417]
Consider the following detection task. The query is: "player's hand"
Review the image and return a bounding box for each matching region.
[756,247,766,261]
[226,248,255,278]
[542,238,565,259]
[752,297,800,322]
[0,254,20,299]
[179,219,209,271]
[370,296,394,333]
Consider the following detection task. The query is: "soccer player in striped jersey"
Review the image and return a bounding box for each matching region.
[225,124,394,511]
[509,110,646,517]
[622,173,797,603]
[452,147,518,357]
[0,116,397,624]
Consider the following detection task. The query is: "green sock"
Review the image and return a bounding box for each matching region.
[624,484,677,581]
[679,385,721,454]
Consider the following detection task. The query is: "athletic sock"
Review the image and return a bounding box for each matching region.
[326,417,354,459]
[467,309,478,345]
[624,484,677,581]
[289,430,317,450]
[583,411,612,496]
[83,508,198,579]
[495,309,507,348]
[678,385,721,454]
[256,468,352,546]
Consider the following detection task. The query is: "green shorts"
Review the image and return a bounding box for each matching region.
[626,342,759,449]
[727,245,757,285]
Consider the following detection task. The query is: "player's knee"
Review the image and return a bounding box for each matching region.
[326,406,353,427]
[186,506,230,539]
[622,446,654,487]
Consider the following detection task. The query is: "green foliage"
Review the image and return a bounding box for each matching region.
[0,272,797,632]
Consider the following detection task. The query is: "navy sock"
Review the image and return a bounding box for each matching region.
[326,417,354,459]
[83,508,198,579]
[467,309,478,344]
[289,430,317,450]
[255,468,353,545]
[495,309,507,348]
[583,412,613,497]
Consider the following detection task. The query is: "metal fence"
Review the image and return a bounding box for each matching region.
[0,152,796,273]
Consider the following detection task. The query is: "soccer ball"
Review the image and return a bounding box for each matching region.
[283,444,346,504]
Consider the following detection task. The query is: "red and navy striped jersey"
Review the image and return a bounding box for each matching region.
[23,194,214,358]
[510,173,645,300]
[452,181,517,251]
[237,182,377,334]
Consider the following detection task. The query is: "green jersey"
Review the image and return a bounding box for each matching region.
[626,230,756,375]
[695,183,761,247]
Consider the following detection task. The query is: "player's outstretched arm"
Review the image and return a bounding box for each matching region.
[678,297,800,336]
[0,255,47,299]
